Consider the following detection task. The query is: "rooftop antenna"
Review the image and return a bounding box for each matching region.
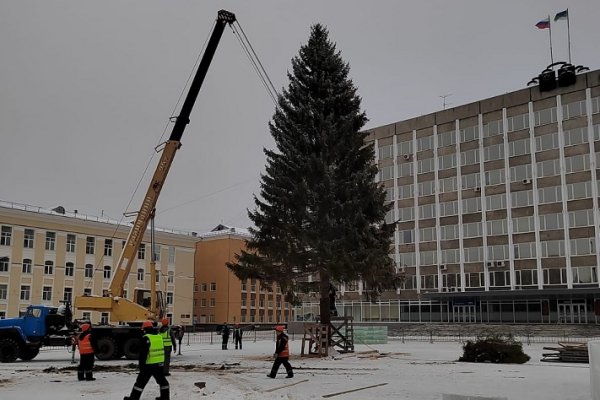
[440,94,452,110]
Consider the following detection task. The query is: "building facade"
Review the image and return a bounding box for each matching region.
[194,225,293,325]
[299,67,600,324]
[0,201,196,325]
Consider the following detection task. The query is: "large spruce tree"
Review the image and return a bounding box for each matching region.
[228,24,397,326]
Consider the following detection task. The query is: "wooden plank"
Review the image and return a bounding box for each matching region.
[322,382,388,398]
[264,378,309,393]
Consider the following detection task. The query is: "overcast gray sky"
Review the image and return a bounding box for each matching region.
[1,1,599,233]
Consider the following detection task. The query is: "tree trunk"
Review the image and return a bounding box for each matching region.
[319,272,331,326]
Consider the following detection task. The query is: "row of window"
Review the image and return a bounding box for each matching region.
[0,258,174,282]
[380,99,600,159]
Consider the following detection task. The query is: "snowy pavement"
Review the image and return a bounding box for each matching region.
[0,338,591,399]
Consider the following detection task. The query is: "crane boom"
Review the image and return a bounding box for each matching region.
[75,10,236,323]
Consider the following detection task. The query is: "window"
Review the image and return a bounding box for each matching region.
[593,96,600,114]
[460,125,479,142]
[487,219,507,235]
[100,313,109,325]
[210,282,217,291]
[201,283,208,292]
[84,264,93,278]
[536,159,560,177]
[210,298,216,307]
[463,222,482,238]
[103,265,111,279]
[538,186,562,204]
[539,213,564,230]
[489,270,510,287]
[508,138,531,157]
[201,298,207,307]
[562,100,586,120]
[44,260,54,275]
[399,252,416,267]
[487,244,509,260]
[564,127,588,146]
[512,216,535,233]
[0,257,8,272]
[461,149,480,166]
[384,187,395,202]
[66,234,76,252]
[45,232,56,251]
[570,238,595,255]
[168,246,176,263]
[168,271,174,284]
[418,203,436,219]
[509,165,532,182]
[419,227,436,242]
[439,176,457,193]
[440,225,459,240]
[511,190,533,207]
[1,226,12,246]
[397,140,413,156]
[152,244,160,262]
[540,240,565,257]
[506,113,529,132]
[485,169,505,186]
[378,165,394,181]
[462,197,481,213]
[464,247,483,262]
[573,266,598,284]
[483,119,503,137]
[24,229,34,248]
[398,162,413,178]
[441,248,460,263]
[378,144,393,159]
[515,269,538,286]
[63,288,73,303]
[398,207,414,222]
[438,130,456,147]
[398,184,413,199]
[65,262,74,277]
[564,154,590,173]
[419,250,437,265]
[438,153,456,170]
[418,181,435,196]
[22,258,32,274]
[514,242,536,259]
[166,292,173,305]
[417,135,433,151]
[486,194,507,211]
[84,288,92,296]
[0,284,7,300]
[417,157,434,174]
[42,286,52,301]
[104,239,113,257]
[569,209,594,228]
[138,244,145,260]
[399,230,414,244]
[461,173,481,189]
[20,285,31,301]
[535,132,559,151]
[439,200,458,217]
[567,181,592,200]
[85,236,95,254]
[484,143,504,161]
[534,107,557,126]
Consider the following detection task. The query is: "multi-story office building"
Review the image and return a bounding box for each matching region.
[194,224,293,325]
[0,201,196,325]
[297,66,600,324]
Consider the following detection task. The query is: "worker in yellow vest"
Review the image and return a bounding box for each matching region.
[158,318,176,376]
[124,321,170,400]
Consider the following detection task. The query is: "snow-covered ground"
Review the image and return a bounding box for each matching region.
[0,337,591,400]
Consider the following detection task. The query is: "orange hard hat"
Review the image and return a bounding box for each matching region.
[275,325,285,332]
[81,323,91,332]
[141,320,153,329]
[161,318,169,326]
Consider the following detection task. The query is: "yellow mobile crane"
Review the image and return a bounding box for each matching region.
[74,10,236,360]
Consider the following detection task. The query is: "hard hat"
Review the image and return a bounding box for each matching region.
[141,320,153,330]
[81,323,91,332]
[161,318,169,326]
[275,325,285,332]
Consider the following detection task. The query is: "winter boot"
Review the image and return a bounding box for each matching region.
[85,371,96,381]
[77,371,85,381]
[155,385,170,400]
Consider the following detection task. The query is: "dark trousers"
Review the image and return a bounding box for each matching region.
[269,356,293,377]
[163,346,172,375]
[125,364,169,400]
[177,339,182,355]
[234,337,242,349]
[222,335,229,350]
[77,353,95,380]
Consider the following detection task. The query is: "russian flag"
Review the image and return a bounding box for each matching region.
[535,18,550,29]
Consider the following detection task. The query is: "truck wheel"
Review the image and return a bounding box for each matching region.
[123,338,140,360]
[19,346,40,361]
[0,338,19,362]
[95,336,117,360]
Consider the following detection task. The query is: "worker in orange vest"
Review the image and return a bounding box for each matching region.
[77,323,96,381]
[267,325,293,378]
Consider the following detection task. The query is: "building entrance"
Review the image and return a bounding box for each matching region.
[558,302,587,323]
[452,305,476,322]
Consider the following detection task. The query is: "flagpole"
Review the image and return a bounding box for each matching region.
[548,15,554,66]
[566,9,571,63]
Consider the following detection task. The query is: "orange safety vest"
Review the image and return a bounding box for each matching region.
[78,334,94,355]
[278,334,289,358]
